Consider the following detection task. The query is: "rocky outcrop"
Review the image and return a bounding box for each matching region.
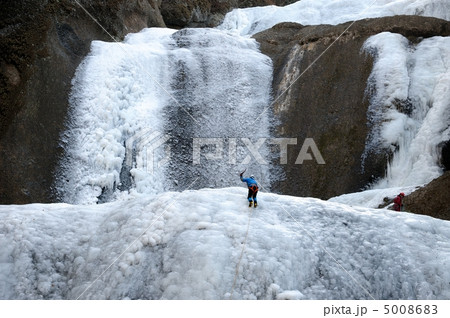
[160,0,296,28]
[254,16,450,199]
[441,140,450,171]
[0,0,165,203]
[403,171,450,221]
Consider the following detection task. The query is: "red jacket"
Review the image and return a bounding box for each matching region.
[393,195,403,211]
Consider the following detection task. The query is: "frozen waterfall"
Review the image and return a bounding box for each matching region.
[57,28,273,204]
[363,33,450,188]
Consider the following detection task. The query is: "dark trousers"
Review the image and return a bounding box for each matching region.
[247,187,258,202]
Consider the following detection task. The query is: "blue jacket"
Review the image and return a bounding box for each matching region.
[241,176,257,187]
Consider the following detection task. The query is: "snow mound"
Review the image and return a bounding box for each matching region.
[328,186,418,209]
[1,188,450,300]
[218,0,450,36]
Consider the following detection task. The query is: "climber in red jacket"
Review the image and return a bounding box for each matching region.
[393,192,405,211]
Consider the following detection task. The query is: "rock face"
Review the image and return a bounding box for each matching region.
[0,0,165,203]
[160,0,296,28]
[441,140,450,171]
[254,16,450,199]
[403,172,450,221]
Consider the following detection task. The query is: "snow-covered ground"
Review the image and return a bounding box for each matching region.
[219,0,450,36]
[1,188,450,300]
[328,185,418,208]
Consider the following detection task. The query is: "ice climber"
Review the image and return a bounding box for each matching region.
[240,172,259,208]
[393,192,405,211]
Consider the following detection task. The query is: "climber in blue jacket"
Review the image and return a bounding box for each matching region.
[240,172,258,208]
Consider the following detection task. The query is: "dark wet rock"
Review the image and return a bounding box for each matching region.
[403,171,450,221]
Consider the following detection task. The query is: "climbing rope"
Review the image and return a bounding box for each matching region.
[229,206,254,300]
